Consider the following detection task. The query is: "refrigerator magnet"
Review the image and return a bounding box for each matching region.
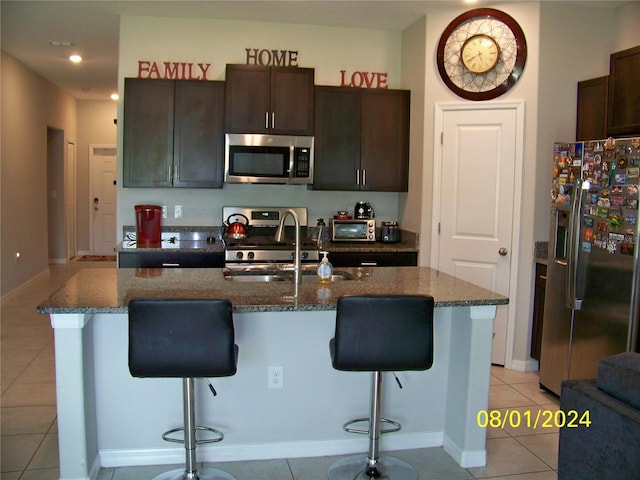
[618,156,628,169]
[621,243,634,255]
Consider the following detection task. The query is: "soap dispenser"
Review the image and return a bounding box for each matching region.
[317,251,333,284]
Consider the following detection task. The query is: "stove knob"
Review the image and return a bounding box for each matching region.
[235,252,244,260]
[302,252,309,260]
[247,252,255,260]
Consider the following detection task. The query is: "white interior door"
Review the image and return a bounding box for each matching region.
[65,141,77,260]
[432,103,524,365]
[90,145,117,255]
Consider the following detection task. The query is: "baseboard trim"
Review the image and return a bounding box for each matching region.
[0,268,49,303]
[443,434,486,468]
[49,257,68,265]
[510,358,539,372]
[99,432,445,468]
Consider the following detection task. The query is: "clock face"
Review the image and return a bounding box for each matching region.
[437,8,527,101]
[461,34,500,74]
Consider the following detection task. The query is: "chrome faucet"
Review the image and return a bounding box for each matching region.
[275,208,302,284]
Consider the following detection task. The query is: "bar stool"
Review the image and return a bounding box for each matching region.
[328,295,434,480]
[128,299,239,480]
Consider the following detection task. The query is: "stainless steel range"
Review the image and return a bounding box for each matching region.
[222,206,319,269]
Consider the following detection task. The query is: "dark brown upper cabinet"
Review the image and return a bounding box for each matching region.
[123,78,225,188]
[576,76,608,141]
[607,45,640,136]
[313,86,410,192]
[224,65,315,135]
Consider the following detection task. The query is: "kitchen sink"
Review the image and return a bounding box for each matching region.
[222,268,357,282]
[302,271,356,281]
[223,273,286,282]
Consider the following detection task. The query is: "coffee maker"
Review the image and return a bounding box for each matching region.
[354,201,374,219]
[135,205,162,246]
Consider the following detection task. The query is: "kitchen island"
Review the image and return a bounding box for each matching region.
[38,267,507,480]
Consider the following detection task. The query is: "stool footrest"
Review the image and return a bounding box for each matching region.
[162,425,224,444]
[343,417,401,435]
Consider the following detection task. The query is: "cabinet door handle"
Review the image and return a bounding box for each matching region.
[265,112,269,129]
[356,169,360,185]
[361,261,377,266]
[362,169,366,186]
[161,263,180,267]
[271,112,275,129]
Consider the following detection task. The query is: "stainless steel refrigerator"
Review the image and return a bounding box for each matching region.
[539,137,640,396]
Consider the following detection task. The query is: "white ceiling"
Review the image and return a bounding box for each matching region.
[0,0,631,100]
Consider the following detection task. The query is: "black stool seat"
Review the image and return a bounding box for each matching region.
[328,295,434,480]
[129,299,238,480]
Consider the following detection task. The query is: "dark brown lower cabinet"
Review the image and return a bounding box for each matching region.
[329,251,418,267]
[118,252,223,268]
[531,262,547,361]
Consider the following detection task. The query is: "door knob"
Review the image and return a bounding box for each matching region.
[93,197,99,211]
[498,247,508,256]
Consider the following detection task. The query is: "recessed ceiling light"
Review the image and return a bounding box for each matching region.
[69,54,82,63]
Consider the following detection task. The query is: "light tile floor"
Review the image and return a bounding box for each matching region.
[1,261,560,480]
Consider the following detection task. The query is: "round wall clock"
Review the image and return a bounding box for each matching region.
[437,8,527,101]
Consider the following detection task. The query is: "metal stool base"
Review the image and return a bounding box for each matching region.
[151,466,236,480]
[328,454,418,480]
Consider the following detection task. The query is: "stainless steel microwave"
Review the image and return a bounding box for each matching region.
[224,134,314,184]
[332,219,376,242]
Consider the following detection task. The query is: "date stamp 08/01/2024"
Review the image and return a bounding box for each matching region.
[477,409,592,430]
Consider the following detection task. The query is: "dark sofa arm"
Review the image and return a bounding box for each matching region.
[558,379,640,480]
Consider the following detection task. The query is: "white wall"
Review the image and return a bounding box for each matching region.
[117,16,406,231]
[615,2,640,51]
[400,17,428,261]
[1,52,78,295]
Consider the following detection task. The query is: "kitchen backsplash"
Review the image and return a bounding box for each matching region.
[118,183,403,231]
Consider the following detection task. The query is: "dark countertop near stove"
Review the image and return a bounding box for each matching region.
[115,226,419,254]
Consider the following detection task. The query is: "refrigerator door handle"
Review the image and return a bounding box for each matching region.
[566,179,586,310]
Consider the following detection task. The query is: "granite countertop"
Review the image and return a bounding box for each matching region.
[37,266,507,315]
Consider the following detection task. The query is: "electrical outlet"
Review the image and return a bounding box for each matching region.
[268,365,284,389]
[174,205,183,218]
[162,206,168,219]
